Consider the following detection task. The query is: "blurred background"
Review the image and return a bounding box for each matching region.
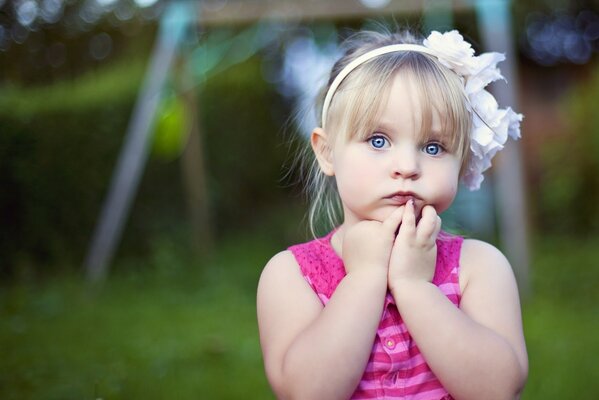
[1,0,598,398]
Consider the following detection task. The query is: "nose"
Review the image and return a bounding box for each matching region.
[391,147,420,179]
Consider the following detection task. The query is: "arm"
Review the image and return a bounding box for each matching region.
[257,208,405,400]
[388,213,528,400]
[257,251,386,400]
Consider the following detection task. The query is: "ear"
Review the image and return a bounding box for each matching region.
[310,127,335,176]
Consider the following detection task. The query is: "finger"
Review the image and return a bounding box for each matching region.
[382,205,404,234]
[432,215,442,240]
[416,205,438,241]
[398,199,416,237]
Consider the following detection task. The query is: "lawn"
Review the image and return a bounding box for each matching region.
[1,228,597,399]
[521,235,599,399]
[0,229,280,400]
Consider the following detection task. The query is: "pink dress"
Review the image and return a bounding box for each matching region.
[288,230,463,400]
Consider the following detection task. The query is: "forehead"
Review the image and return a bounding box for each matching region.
[353,69,455,141]
[378,72,441,127]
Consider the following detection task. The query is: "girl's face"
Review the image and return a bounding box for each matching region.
[330,72,461,226]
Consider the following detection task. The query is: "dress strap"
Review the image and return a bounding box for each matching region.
[432,233,464,285]
[288,231,345,301]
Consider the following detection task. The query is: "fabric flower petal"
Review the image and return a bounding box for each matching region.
[465,53,506,96]
[507,108,523,140]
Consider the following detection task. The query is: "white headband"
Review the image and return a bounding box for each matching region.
[319,30,523,190]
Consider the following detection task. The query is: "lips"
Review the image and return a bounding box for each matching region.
[386,191,421,205]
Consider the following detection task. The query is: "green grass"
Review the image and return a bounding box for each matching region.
[0,228,283,400]
[521,235,599,399]
[1,228,598,399]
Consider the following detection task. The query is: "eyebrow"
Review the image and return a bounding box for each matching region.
[426,127,450,137]
[373,122,394,132]
[421,128,453,144]
[374,120,446,136]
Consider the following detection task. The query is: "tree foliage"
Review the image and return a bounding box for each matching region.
[535,63,599,233]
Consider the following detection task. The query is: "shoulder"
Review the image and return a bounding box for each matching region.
[459,239,512,287]
[460,238,510,269]
[259,250,302,290]
[257,250,320,308]
[458,240,523,326]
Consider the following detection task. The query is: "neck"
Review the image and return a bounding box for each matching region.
[329,219,358,258]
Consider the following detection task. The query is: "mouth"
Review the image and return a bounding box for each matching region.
[385,191,422,206]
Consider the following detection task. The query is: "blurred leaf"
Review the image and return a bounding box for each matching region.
[151,94,188,161]
[536,63,599,233]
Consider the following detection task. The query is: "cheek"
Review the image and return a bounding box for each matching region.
[433,190,456,215]
[334,155,380,203]
[336,165,369,198]
[433,169,460,214]
[334,152,373,181]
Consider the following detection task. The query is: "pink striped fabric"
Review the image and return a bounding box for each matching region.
[288,230,463,400]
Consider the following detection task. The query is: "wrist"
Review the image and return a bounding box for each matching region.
[388,278,434,301]
[346,267,388,287]
[344,259,388,276]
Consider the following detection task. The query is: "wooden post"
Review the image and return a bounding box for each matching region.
[180,85,214,257]
[475,0,531,297]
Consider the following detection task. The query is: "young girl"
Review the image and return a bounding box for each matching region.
[257,28,528,400]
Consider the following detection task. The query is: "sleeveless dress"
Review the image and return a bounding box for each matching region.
[288,230,463,400]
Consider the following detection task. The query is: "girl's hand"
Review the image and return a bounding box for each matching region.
[342,206,405,276]
[388,201,441,290]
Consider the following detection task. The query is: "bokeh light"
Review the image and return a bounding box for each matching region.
[16,0,39,27]
[0,0,165,53]
[89,31,112,60]
[134,0,158,8]
[523,9,599,65]
[359,0,391,9]
[40,0,65,24]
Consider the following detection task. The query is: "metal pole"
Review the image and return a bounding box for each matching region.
[475,0,531,297]
[84,2,194,282]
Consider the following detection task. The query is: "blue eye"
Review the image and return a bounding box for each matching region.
[369,136,388,149]
[424,143,443,155]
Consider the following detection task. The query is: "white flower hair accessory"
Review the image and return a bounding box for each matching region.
[321,30,523,190]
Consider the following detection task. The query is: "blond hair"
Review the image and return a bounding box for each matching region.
[301,29,472,237]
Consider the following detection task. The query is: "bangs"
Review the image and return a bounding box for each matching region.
[324,55,400,144]
[323,51,471,170]
[403,55,470,160]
